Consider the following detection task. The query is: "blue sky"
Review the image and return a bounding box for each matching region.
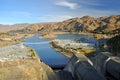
[0,0,120,24]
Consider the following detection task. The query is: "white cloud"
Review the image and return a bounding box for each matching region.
[55,1,79,10]
[37,15,73,22]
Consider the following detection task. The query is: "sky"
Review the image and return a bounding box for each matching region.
[0,0,120,24]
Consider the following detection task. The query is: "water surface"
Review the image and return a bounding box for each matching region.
[24,34,69,68]
[24,34,95,68]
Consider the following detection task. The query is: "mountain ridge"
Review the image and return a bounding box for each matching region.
[25,15,120,35]
[0,15,120,35]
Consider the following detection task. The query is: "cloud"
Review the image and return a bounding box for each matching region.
[37,15,73,22]
[55,1,79,10]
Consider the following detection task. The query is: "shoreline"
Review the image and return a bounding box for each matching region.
[40,31,112,40]
[50,40,96,58]
[50,42,73,58]
[0,33,34,47]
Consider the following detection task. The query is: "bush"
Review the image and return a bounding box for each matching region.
[30,49,35,58]
[107,35,120,55]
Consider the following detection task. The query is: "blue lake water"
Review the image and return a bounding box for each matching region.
[24,34,95,68]
[57,34,90,40]
[24,34,69,68]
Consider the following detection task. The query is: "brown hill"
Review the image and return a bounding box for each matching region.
[0,24,29,32]
[93,15,120,34]
[1,15,120,35]
[21,15,120,35]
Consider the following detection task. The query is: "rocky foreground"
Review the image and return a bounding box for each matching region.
[0,44,57,80]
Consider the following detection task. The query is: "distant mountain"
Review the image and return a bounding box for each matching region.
[1,15,120,35]
[23,15,120,35]
[93,15,120,34]
[0,24,29,32]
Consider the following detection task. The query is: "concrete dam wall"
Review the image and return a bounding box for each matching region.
[62,52,120,80]
[94,52,120,80]
[64,53,106,80]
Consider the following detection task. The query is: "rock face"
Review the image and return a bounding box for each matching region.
[0,44,57,80]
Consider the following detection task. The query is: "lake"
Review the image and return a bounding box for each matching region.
[24,34,95,69]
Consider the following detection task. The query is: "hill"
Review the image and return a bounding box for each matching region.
[0,24,29,32]
[21,15,120,36]
[1,15,120,36]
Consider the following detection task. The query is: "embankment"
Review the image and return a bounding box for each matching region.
[0,44,57,80]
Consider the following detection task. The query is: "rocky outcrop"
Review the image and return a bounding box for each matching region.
[0,44,57,80]
[0,59,57,80]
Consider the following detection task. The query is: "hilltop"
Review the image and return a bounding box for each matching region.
[1,15,120,36]
[0,15,120,45]
[21,15,120,35]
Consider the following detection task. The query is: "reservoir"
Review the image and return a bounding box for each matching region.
[24,34,95,69]
[24,34,69,69]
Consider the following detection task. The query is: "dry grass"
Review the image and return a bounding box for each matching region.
[0,59,55,80]
[0,33,34,47]
[0,40,21,47]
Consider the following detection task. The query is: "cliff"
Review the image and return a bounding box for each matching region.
[0,44,57,80]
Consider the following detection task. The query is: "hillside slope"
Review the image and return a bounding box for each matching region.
[1,15,120,35]
[22,15,120,35]
[0,45,57,80]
